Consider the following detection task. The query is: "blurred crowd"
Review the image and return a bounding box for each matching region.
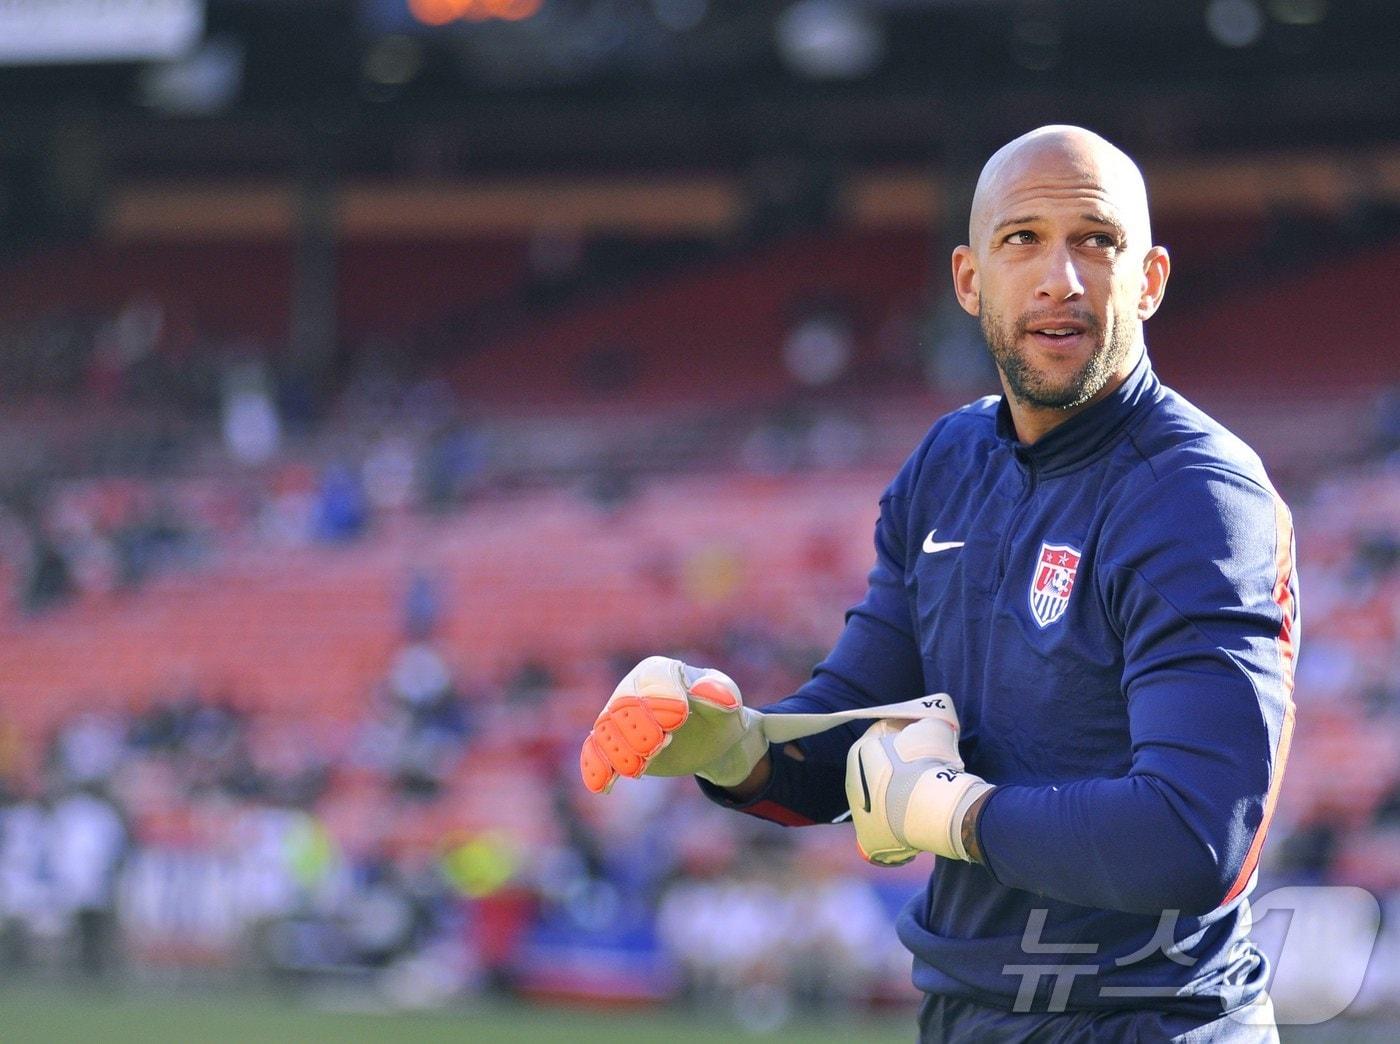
[2,280,1399,1027]
[0,323,492,617]
[0,615,923,1019]
[0,281,915,622]
[1,417,1398,1025]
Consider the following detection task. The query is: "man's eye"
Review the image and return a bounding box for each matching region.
[1086,233,1118,249]
[1006,230,1036,244]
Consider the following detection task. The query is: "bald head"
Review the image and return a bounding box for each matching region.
[949,125,1171,436]
[967,126,1152,253]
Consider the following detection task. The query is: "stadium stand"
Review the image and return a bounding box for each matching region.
[2,209,1399,1021]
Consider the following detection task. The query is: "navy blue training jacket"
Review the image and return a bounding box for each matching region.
[704,350,1299,1019]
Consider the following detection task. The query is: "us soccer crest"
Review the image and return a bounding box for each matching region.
[1029,541,1082,628]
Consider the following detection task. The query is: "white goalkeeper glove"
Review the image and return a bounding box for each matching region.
[845,696,994,866]
[580,655,768,793]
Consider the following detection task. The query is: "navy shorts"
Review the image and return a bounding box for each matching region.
[917,994,1280,1043]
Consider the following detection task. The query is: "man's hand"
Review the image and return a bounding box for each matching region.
[580,656,768,794]
[845,697,994,866]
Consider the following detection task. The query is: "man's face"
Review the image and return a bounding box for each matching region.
[952,134,1168,414]
[977,252,1136,412]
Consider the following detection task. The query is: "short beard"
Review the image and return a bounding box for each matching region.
[979,298,1135,411]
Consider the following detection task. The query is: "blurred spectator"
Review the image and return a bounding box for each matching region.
[783,305,854,388]
[21,527,74,613]
[402,565,445,641]
[314,460,369,542]
[421,419,484,511]
[48,784,128,979]
[221,359,284,467]
[0,782,46,971]
[52,713,125,788]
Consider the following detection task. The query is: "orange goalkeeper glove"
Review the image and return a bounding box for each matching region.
[580,655,768,794]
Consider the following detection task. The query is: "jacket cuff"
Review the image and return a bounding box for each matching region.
[694,741,850,826]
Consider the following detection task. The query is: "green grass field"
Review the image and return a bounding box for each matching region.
[4,984,1395,1043]
[0,985,916,1044]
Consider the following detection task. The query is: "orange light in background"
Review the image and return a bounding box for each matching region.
[408,0,543,26]
[408,0,460,26]
[495,0,543,20]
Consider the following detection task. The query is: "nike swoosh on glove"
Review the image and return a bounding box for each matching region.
[845,700,993,866]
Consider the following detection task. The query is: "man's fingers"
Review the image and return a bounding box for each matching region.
[581,659,749,794]
[891,715,961,765]
[593,697,681,773]
[687,677,739,709]
[857,839,917,867]
[579,736,618,794]
[579,694,691,793]
[677,663,741,711]
[637,694,689,731]
[845,721,924,866]
[590,715,648,778]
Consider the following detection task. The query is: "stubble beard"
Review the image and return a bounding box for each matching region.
[979,297,1136,411]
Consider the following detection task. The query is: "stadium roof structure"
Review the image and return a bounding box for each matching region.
[0,0,1397,246]
[0,0,1397,176]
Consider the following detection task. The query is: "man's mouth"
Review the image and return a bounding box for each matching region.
[1021,317,1091,350]
[1028,327,1085,347]
[1026,320,1087,338]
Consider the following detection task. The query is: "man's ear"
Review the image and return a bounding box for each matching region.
[951,246,980,317]
[1137,246,1170,320]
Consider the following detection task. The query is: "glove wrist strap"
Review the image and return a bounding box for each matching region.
[695,708,767,788]
[948,780,995,862]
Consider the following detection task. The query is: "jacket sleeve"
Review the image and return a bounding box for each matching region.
[978,465,1298,915]
[697,479,928,825]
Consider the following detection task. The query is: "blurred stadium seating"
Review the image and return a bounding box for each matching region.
[1,0,1399,1038]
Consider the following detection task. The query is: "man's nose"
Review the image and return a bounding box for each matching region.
[1036,246,1085,300]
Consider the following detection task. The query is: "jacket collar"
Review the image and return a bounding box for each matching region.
[994,349,1160,474]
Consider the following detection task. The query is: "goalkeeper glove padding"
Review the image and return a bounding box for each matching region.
[580,655,768,793]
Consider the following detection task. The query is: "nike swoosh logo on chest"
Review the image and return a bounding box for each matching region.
[922,529,965,554]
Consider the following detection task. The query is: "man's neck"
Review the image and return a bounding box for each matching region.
[1002,348,1142,446]
[1005,392,1104,445]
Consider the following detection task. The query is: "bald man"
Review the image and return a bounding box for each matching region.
[582,127,1295,1041]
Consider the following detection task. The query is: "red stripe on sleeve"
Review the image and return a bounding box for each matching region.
[743,800,816,827]
[1222,497,1298,906]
